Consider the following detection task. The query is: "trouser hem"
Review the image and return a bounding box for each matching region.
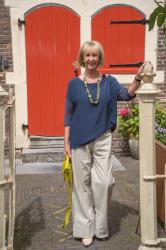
[95,229,109,239]
[73,226,94,238]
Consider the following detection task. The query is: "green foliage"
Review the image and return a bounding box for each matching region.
[149,1,166,46]
[155,131,166,144]
[156,103,166,127]
[118,103,166,145]
[155,104,166,144]
[118,104,139,140]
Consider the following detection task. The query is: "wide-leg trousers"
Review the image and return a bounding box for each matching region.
[71,130,115,239]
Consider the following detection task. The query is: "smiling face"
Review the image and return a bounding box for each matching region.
[77,41,104,69]
[83,48,100,71]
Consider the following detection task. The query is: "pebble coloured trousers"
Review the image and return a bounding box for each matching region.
[71,130,115,238]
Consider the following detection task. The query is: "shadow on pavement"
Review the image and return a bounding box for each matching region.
[14,197,45,250]
[108,200,139,238]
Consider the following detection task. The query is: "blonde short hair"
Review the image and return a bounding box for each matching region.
[77,40,104,68]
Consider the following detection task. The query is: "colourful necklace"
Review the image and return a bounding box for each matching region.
[83,75,101,105]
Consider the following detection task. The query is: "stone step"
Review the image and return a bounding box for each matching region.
[5,159,63,174]
[22,147,64,163]
[11,154,125,173]
[29,136,64,149]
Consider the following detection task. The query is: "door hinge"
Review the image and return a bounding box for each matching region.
[18,18,26,27]
[22,123,29,131]
[109,61,143,68]
[110,18,149,25]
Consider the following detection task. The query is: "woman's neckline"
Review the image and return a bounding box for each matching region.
[77,74,107,85]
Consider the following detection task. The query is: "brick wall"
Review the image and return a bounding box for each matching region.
[156,28,166,98]
[0,0,13,84]
[156,0,166,98]
[0,0,13,156]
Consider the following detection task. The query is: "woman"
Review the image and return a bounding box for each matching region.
[64,40,145,247]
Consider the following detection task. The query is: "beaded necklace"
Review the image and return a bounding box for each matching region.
[83,75,101,105]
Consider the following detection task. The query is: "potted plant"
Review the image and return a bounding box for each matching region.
[155,104,166,144]
[155,104,166,224]
[118,104,139,159]
[118,103,166,159]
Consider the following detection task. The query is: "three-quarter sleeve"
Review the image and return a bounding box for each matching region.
[64,81,74,127]
[115,79,136,101]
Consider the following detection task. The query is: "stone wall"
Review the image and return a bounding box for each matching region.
[0,0,13,84]
[0,0,13,155]
[157,28,166,98]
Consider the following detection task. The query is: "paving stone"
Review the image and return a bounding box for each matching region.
[13,154,166,250]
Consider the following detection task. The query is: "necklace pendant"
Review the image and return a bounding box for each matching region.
[83,77,101,105]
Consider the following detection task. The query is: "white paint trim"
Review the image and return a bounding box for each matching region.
[4,0,165,147]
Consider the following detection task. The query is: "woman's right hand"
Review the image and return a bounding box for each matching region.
[64,143,71,157]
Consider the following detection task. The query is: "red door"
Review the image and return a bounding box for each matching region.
[25,6,80,136]
[92,5,145,74]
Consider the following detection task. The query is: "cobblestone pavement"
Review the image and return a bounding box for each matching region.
[13,155,165,250]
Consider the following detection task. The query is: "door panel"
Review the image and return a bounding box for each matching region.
[25,6,80,136]
[92,5,145,74]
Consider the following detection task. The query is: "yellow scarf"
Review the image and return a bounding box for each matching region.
[62,155,72,228]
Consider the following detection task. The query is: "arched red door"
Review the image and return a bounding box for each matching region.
[92,5,145,74]
[25,5,80,136]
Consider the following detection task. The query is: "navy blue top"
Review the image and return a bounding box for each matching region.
[64,75,135,149]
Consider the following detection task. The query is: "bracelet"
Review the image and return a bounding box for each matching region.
[135,76,142,82]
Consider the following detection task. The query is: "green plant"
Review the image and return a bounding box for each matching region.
[155,104,166,144]
[149,0,166,46]
[118,104,139,140]
[118,103,166,144]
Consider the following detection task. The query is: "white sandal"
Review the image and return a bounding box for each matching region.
[82,237,93,247]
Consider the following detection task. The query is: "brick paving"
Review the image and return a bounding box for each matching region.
[13,155,165,250]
